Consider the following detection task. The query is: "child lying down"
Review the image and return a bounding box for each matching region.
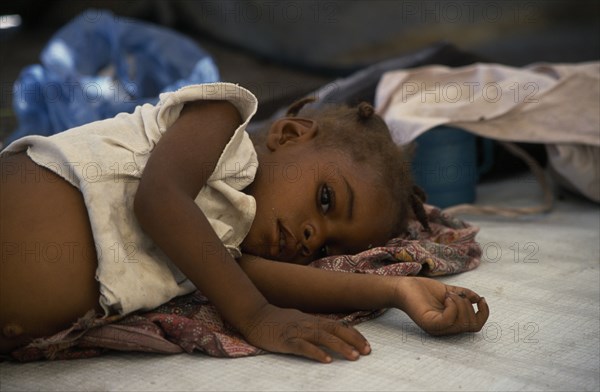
[0,83,488,362]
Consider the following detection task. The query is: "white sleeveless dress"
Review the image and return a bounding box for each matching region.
[1,83,259,315]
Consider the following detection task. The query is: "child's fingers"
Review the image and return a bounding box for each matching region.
[448,292,490,333]
[281,320,369,362]
[448,286,481,303]
[312,329,363,361]
[286,337,332,363]
[451,291,490,332]
[425,295,459,335]
[473,297,489,331]
[286,331,361,363]
[426,292,490,335]
[450,292,479,329]
[462,288,482,303]
[327,321,371,355]
[436,293,474,334]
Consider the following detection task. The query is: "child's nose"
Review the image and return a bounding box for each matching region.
[300,224,322,257]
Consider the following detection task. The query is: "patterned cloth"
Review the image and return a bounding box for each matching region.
[9,205,481,361]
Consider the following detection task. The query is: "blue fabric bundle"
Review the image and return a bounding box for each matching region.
[7,9,219,144]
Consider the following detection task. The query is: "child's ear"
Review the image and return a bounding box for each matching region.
[266,118,318,151]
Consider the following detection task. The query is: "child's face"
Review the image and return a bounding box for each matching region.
[242,126,395,265]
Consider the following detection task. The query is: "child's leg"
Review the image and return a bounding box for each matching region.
[0,153,101,354]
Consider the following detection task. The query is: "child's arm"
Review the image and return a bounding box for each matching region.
[238,254,489,336]
[134,101,368,363]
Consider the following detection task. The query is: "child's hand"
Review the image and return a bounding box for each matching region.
[242,304,371,363]
[394,277,489,336]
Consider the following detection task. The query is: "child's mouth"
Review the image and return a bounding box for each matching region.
[278,225,286,256]
[277,221,299,261]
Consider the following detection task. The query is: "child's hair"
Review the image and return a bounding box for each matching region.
[261,97,430,236]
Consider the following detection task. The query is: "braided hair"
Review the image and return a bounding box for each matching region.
[283,97,431,235]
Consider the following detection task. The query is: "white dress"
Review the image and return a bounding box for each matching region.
[1,83,259,315]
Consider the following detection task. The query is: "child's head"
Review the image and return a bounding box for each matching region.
[242,98,429,264]
[284,98,430,233]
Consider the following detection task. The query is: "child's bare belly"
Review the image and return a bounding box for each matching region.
[0,152,101,353]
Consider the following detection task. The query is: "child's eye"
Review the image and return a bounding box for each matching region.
[319,185,332,214]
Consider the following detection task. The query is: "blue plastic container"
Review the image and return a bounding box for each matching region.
[411,126,480,208]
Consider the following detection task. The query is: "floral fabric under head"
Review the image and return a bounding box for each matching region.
[10,205,481,362]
